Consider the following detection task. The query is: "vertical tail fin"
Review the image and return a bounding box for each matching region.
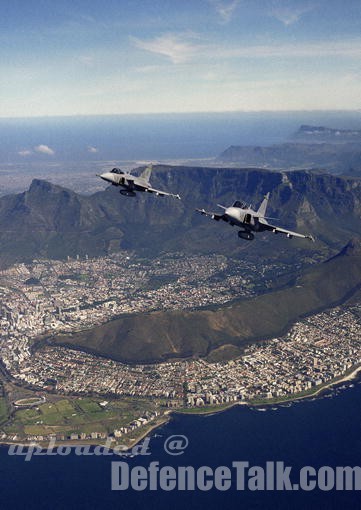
[140,164,153,182]
[257,192,270,217]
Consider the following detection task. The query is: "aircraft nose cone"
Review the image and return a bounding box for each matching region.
[99,172,110,181]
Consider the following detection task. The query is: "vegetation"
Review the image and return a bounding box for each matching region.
[24,277,41,286]
[4,397,157,437]
[0,382,8,425]
[50,240,361,363]
[0,397,8,425]
[1,165,361,266]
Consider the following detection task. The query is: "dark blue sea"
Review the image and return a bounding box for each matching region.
[1,381,361,510]
[1,111,361,162]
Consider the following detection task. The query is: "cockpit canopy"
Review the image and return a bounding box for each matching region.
[111,168,124,174]
[233,200,247,209]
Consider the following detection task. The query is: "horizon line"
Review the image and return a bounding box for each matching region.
[0,108,360,121]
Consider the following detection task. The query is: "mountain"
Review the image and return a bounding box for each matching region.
[218,125,361,174]
[1,166,361,266]
[46,238,361,363]
[292,125,361,144]
[218,143,361,174]
[335,237,361,257]
[0,178,117,265]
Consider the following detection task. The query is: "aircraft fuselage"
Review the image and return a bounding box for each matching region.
[223,206,263,232]
[99,172,149,192]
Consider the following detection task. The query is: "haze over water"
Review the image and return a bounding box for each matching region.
[1,111,361,163]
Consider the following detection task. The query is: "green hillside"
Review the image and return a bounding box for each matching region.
[48,239,361,363]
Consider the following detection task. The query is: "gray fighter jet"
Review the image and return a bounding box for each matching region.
[98,164,181,199]
[197,192,314,241]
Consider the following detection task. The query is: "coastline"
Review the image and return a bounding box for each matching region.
[121,414,171,450]
[174,363,361,416]
[0,414,171,451]
[1,365,360,451]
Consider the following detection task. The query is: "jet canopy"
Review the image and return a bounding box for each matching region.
[232,200,247,209]
[111,168,124,174]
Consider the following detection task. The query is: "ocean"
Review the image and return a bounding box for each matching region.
[1,110,361,508]
[1,110,361,162]
[1,381,361,510]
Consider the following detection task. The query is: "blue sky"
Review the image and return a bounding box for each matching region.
[1,0,361,117]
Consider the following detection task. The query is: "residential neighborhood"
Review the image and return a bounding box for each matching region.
[0,253,360,444]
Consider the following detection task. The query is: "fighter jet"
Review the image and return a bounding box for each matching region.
[98,164,181,199]
[196,192,314,241]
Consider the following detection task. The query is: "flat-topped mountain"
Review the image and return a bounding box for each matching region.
[218,142,361,171]
[1,165,361,266]
[218,125,361,173]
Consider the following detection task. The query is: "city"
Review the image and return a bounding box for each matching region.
[7,304,361,404]
[0,253,360,444]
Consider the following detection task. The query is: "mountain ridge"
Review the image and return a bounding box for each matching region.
[293,125,361,143]
[0,165,361,265]
[45,237,361,363]
[218,125,361,173]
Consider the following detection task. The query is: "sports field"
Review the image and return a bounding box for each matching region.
[0,397,8,425]
[5,397,157,437]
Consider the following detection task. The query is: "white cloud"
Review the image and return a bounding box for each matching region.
[78,55,95,67]
[131,33,200,64]
[18,149,32,156]
[34,144,55,155]
[270,2,315,26]
[209,0,240,23]
[87,146,98,153]
[134,34,361,66]
[211,38,361,59]
[134,65,163,74]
